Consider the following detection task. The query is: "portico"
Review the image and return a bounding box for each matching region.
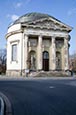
[24,34,69,71]
[6,12,72,76]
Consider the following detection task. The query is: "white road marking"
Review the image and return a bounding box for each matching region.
[49,86,55,89]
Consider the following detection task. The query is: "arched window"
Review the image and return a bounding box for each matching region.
[43,51,49,59]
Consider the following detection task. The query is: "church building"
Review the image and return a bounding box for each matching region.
[6,12,72,76]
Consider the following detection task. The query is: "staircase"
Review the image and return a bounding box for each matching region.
[28,71,69,77]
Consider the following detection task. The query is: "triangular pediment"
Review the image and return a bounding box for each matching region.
[22,17,72,32]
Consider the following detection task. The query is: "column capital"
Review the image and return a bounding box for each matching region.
[38,35,42,45]
[64,37,68,45]
[52,36,55,44]
[64,35,70,41]
[39,34,43,38]
[51,35,56,39]
[24,34,29,37]
[24,34,28,43]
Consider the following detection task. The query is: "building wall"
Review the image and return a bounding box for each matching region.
[7,24,21,33]
[6,24,70,76]
[7,33,22,70]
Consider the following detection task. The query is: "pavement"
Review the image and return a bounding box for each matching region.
[0,75,76,81]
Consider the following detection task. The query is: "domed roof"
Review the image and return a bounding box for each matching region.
[9,12,72,32]
[13,12,61,24]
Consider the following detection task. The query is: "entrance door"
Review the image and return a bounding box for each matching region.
[43,51,49,71]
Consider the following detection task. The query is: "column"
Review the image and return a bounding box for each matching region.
[64,37,69,70]
[37,35,42,70]
[49,37,52,70]
[51,36,56,70]
[24,34,28,70]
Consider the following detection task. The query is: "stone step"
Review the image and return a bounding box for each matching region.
[28,71,70,77]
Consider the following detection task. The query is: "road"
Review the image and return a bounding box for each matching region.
[0,78,76,115]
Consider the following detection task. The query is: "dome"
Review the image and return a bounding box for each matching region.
[13,12,61,25]
[8,12,72,33]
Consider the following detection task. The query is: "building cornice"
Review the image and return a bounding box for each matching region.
[22,25,69,32]
[6,29,23,39]
[21,18,72,32]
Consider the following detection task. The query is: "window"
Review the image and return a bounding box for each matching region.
[12,44,17,61]
[43,40,50,47]
[43,51,49,59]
[29,39,37,47]
[56,39,64,48]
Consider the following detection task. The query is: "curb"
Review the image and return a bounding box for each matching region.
[0,96,4,115]
[0,92,12,115]
[0,75,76,80]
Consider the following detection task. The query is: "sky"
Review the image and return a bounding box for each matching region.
[0,0,76,55]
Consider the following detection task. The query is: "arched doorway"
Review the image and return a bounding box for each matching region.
[56,52,62,70]
[28,51,36,70]
[43,51,49,71]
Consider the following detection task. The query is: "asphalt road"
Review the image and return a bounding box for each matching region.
[0,79,76,115]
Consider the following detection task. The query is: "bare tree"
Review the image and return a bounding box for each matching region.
[0,49,6,74]
[69,52,76,73]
